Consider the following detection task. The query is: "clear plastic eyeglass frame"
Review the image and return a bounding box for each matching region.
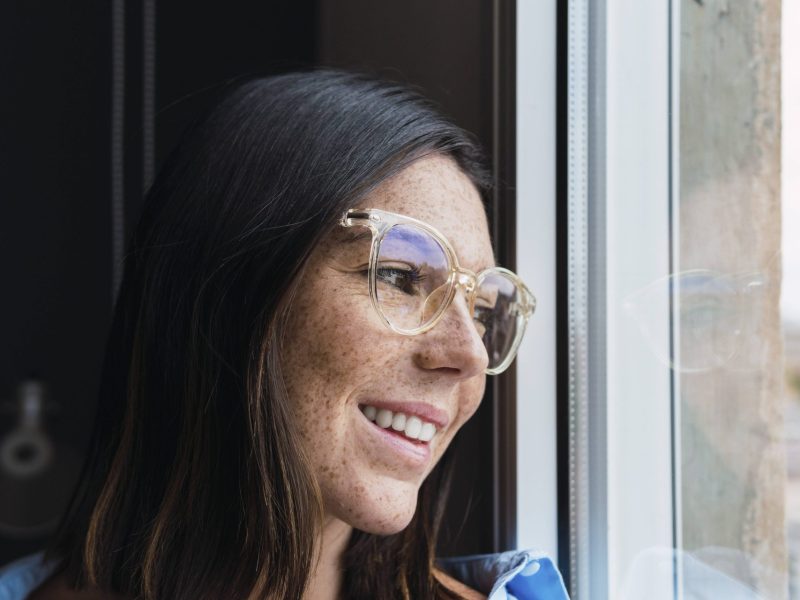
[339,208,537,375]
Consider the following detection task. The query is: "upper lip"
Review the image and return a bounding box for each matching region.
[357,399,450,429]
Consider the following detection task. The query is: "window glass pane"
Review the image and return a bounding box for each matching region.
[677,1,786,597]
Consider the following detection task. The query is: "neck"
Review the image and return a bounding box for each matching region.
[303,516,352,600]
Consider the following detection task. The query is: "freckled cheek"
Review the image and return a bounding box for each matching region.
[300,306,384,381]
[282,277,396,425]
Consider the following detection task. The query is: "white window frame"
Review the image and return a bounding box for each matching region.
[515,0,559,562]
[605,0,678,596]
[516,0,682,597]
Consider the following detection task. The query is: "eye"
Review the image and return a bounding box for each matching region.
[376,265,427,295]
[472,304,493,336]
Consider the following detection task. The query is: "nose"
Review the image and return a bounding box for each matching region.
[412,289,489,378]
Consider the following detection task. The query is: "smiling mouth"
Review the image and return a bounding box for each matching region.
[358,404,438,444]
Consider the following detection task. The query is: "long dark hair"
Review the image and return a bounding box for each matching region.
[47,69,491,599]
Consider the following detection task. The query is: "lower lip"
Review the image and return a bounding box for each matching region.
[359,412,432,467]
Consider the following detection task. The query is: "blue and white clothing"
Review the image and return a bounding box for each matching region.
[0,548,570,599]
[439,549,570,599]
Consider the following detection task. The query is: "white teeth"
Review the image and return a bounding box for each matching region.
[391,413,407,431]
[376,409,393,428]
[404,416,422,440]
[360,405,438,442]
[419,422,436,442]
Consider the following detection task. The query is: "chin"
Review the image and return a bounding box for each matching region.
[366,505,417,535]
[327,478,421,535]
[352,507,417,536]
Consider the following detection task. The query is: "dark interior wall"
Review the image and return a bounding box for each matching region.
[0,2,112,563]
[318,0,491,141]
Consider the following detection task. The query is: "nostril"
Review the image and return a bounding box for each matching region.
[435,366,461,376]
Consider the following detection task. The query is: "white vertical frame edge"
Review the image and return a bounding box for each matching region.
[515,0,559,562]
[670,0,685,594]
[605,0,675,597]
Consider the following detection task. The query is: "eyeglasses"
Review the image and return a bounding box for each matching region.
[339,208,536,375]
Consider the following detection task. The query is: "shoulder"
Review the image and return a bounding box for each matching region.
[436,549,570,600]
[0,551,59,599]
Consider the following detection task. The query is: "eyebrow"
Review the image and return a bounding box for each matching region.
[336,229,372,244]
[335,224,498,272]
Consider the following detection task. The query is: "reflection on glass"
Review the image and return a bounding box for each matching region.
[624,269,767,373]
[677,0,785,597]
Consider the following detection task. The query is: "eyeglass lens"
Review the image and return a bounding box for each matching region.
[375,224,523,370]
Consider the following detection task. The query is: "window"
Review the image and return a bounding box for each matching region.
[547,0,792,597]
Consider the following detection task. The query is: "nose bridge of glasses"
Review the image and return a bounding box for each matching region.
[437,269,479,324]
[454,268,477,296]
[422,270,476,327]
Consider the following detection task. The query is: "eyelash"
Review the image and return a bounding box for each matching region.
[375,266,427,294]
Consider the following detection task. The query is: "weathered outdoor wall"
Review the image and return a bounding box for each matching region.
[679,0,784,597]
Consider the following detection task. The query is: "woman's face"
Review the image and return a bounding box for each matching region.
[282,154,494,534]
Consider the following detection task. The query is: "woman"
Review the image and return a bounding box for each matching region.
[0,70,568,599]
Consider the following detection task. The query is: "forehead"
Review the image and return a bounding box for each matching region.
[358,154,494,271]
